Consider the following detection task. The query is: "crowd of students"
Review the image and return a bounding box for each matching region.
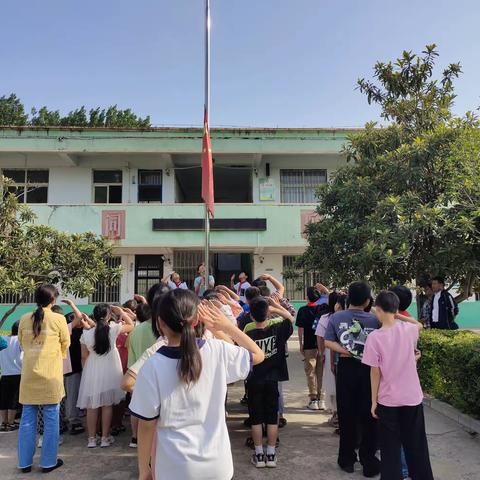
[0,264,443,479]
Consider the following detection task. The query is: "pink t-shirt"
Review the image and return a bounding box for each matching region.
[362,321,423,407]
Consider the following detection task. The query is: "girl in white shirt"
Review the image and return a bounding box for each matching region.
[129,289,264,480]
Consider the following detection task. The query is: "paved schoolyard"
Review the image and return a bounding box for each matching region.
[1,338,479,479]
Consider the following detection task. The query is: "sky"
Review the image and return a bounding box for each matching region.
[1,0,479,128]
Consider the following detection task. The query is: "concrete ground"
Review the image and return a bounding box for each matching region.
[1,338,479,479]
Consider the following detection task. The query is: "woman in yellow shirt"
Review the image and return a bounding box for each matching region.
[17,284,70,474]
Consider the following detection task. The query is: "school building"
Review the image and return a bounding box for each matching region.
[0,126,352,306]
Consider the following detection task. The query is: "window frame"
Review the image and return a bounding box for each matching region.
[2,168,49,204]
[137,169,163,203]
[280,168,327,204]
[92,169,123,204]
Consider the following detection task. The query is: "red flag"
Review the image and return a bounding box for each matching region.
[201,108,214,217]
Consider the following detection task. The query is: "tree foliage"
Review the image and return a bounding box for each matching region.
[301,45,480,299]
[0,177,122,326]
[1,94,151,128]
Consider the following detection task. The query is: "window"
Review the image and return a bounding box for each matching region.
[280,169,327,203]
[135,255,164,297]
[138,170,162,203]
[93,170,122,204]
[2,169,49,203]
[91,256,121,303]
[282,255,322,300]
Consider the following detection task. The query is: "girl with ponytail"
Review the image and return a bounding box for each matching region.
[17,284,70,473]
[76,303,134,449]
[130,289,265,480]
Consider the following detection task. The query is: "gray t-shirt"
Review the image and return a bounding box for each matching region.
[194,275,215,297]
[324,309,380,360]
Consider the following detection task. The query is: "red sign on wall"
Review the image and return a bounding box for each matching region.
[102,210,126,240]
[300,209,320,238]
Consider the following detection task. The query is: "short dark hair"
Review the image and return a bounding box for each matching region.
[375,290,400,314]
[245,286,261,301]
[388,285,412,311]
[432,276,445,285]
[11,320,20,336]
[258,285,271,297]
[135,303,151,323]
[348,281,372,307]
[251,278,267,288]
[249,297,269,323]
[202,289,218,300]
[306,286,320,303]
[123,299,138,311]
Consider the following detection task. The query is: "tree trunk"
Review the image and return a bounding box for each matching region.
[0,295,26,330]
[454,272,475,304]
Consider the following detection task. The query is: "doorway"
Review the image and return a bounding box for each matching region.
[135,255,164,297]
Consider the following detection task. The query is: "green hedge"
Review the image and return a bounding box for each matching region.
[418,329,480,418]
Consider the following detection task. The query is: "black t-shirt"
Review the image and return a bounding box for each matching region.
[68,327,83,374]
[244,318,293,383]
[296,304,323,350]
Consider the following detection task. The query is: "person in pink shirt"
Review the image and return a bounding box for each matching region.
[363,291,434,480]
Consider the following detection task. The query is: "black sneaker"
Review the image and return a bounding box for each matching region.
[339,464,355,473]
[42,459,64,473]
[363,459,381,478]
[251,452,266,468]
[266,453,277,468]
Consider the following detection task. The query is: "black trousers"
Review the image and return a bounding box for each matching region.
[336,358,378,468]
[377,403,434,480]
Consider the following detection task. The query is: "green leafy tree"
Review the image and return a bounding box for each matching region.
[301,45,480,305]
[0,177,122,327]
[0,93,151,128]
[0,94,29,125]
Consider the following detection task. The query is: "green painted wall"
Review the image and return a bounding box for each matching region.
[29,204,310,248]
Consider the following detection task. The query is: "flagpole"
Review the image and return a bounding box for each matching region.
[204,0,211,286]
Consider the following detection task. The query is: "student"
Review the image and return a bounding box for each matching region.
[324,281,381,477]
[296,286,328,410]
[194,263,215,297]
[129,289,264,480]
[0,321,22,431]
[17,284,70,474]
[244,296,294,468]
[429,276,459,330]
[77,304,134,448]
[315,292,347,425]
[163,271,188,290]
[230,272,251,303]
[363,291,434,480]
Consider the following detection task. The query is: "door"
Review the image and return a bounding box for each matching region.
[135,255,164,297]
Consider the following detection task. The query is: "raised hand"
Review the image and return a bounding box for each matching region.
[134,294,147,304]
[197,302,232,333]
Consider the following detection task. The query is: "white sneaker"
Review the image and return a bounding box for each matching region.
[37,435,43,448]
[100,435,115,448]
[318,400,326,410]
[307,400,320,410]
[87,437,97,448]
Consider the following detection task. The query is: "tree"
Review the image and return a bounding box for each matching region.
[0,93,151,128]
[0,177,122,327]
[0,94,29,125]
[301,45,480,304]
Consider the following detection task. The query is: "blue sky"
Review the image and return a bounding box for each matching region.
[1,0,479,127]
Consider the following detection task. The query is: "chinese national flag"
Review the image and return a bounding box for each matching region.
[201,108,214,217]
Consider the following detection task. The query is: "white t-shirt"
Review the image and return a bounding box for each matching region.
[0,335,23,375]
[432,291,441,323]
[234,281,251,303]
[167,280,189,290]
[129,339,251,480]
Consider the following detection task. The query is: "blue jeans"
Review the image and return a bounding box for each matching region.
[400,446,409,478]
[18,404,60,469]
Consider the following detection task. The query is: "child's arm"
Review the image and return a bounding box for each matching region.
[260,273,285,297]
[216,285,240,302]
[137,419,156,480]
[111,305,135,334]
[268,304,294,322]
[396,312,423,330]
[81,344,89,368]
[370,367,380,419]
[324,340,351,357]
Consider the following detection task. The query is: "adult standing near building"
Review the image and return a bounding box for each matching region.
[230,272,251,304]
[163,271,188,290]
[194,263,215,297]
[429,276,459,330]
[17,284,70,474]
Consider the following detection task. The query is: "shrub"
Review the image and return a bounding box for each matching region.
[418,329,480,418]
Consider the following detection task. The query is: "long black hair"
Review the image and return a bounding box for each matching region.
[92,303,111,355]
[156,289,201,385]
[32,284,58,338]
